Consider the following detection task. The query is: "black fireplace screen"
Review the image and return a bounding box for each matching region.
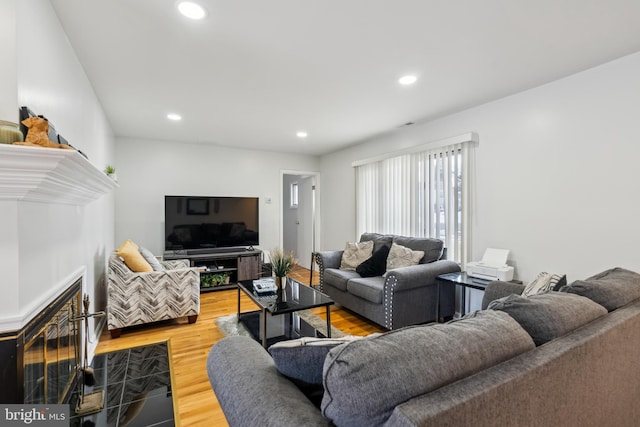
[22,281,82,404]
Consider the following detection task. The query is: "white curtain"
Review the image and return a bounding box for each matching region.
[355,140,472,265]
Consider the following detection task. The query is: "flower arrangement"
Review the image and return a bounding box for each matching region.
[269,248,297,277]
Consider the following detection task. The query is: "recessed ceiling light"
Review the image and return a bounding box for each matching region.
[177,1,206,20]
[167,113,182,121]
[398,75,418,86]
[296,131,308,139]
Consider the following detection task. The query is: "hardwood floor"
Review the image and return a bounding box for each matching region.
[95,266,386,426]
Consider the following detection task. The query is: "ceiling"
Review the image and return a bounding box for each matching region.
[50,0,640,156]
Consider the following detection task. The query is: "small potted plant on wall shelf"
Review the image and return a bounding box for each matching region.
[104,165,117,182]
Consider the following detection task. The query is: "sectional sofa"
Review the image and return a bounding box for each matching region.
[207,267,640,427]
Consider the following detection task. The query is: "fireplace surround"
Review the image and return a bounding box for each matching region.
[0,278,82,404]
[0,143,118,405]
[0,144,118,404]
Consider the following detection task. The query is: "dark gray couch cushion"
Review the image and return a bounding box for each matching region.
[560,267,640,311]
[488,292,607,346]
[346,277,384,304]
[268,336,365,385]
[359,232,393,253]
[321,310,534,426]
[393,236,443,263]
[323,268,360,292]
[481,281,526,310]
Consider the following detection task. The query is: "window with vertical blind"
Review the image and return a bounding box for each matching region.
[353,133,476,265]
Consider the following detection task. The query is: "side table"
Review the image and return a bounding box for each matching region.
[436,272,491,319]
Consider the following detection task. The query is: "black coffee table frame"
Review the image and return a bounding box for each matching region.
[237,277,334,348]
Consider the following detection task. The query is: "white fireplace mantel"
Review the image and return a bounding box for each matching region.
[0,144,118,204]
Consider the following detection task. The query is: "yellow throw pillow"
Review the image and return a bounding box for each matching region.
[116,240,153,272]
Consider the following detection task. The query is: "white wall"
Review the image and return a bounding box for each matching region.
[0,0,18,120]
[0,0,116,355]
[114,138,320,256]
[0,202,20,320]
[320,52,640,288]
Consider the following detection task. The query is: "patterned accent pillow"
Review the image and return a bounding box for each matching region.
[340,241,374,270]
[386,243,424,271]
[522,272,566,296]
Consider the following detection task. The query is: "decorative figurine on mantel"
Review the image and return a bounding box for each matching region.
[14,116,73,149]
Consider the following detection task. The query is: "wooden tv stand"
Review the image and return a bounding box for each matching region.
[164,249,262,292]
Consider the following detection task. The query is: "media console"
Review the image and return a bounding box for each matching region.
[164,248,262,293]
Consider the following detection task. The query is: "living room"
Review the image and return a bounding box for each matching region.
[2,0,640,426]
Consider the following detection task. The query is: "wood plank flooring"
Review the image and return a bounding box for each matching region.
[95,266,386,426]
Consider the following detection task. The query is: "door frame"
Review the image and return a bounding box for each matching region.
[279,170,321,268]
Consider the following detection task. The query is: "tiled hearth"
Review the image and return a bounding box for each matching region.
[69,342,175,427]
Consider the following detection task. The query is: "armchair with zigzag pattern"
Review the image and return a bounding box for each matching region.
[107,254,200,338]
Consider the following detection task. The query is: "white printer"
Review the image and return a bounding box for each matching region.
[466,248,514,281]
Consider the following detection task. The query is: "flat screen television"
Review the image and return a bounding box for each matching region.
[164,196,259,252]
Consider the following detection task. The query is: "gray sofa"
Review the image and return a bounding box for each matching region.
[315,233,460,329]
[207,267,640,427]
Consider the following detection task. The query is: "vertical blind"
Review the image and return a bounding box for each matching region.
[355,136,474,266]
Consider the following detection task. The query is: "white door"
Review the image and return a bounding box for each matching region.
[296,176,315,269]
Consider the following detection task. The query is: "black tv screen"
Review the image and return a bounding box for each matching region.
[165,196,259,251]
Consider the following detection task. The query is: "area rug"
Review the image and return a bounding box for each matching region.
[216,310,345,342]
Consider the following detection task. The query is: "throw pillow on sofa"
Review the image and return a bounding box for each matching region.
[321,310,535,426]
[139,246,165,271]
[116,240,153,272]
[340,241,374,270]
[560,267,640,311]
[386,242,424,271]
[268,335,367,386]
[356,245,390,277]
[488,291,607,345]
[522,272,566,296]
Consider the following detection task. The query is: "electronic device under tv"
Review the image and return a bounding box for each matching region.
[164,196,259,253]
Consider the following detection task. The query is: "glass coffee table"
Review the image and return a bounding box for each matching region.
[237,277,335,348]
